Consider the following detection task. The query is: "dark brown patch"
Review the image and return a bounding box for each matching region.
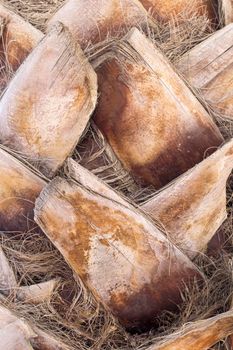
[0,187,40,232]
[109,264,201,331]
[94,57,222,189]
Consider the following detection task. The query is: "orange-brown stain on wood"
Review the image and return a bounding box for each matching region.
[140,0,218,23]
[35,177,203,330]
[36,178,156,280]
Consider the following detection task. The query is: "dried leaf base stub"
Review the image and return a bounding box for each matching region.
[148,310,233,350]
[221,0,233,25]
[48,0,149,49]
[94,28,223,190]
[69,132,233,260]
[0,147,45,232]
[0,305,36,349]
[0,246,17,295]
[34,174,203,331]
[140,0,218,24]
[0,319,35,350]
[177,23,233,120]
[0,305,69,350]
[16,279,59,305]
[0,243,58,303]
[0,3,42,78]
[142,139,233,258]
[1,0,149,89]
[0,23,97,178]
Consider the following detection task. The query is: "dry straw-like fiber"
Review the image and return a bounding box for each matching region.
[0,1,232,350]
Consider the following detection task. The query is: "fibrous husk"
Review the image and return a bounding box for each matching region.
[139,0,218,24]
[0,244,58,304]
[0,147,45,232]
[34,175,203,331]
[0,2,231,349]
[147,310,233,350]
[0,0,63,32]
[177,23,233,120]
[0,3,42,84]
[94,28,223,189]
[221,0,233,25]
[142,139,233,258]
[67,158,130,206]
[48,0,149,49]
[75,123,139,196]
[0,23,97,178]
